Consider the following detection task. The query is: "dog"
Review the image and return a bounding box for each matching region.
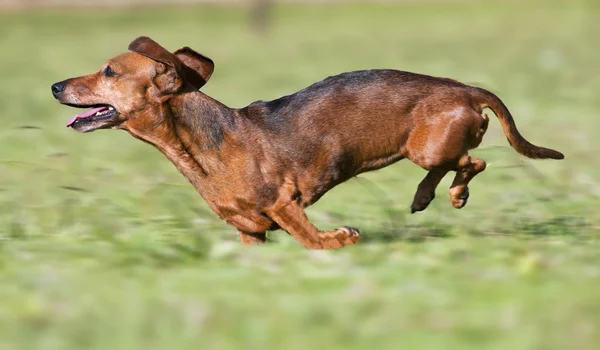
[51,36,564,249]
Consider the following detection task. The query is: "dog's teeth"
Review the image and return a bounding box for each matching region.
[108,107,114,111]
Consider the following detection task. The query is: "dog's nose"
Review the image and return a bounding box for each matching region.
[51,81,66,98]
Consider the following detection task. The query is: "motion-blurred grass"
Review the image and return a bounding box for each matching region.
[0,1,599,349]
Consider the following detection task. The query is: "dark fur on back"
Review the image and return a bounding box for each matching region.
[239,69,466,133]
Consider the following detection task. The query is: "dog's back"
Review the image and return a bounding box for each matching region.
[241,69,468,130]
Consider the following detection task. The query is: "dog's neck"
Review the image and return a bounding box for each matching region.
[124,90,240,200]
[169,90,237,150]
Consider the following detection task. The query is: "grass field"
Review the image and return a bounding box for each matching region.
[0,1,599,349]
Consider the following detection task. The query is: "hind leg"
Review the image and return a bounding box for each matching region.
[449,155,487,209]
[406,105,489,211]
[411,169,450,213]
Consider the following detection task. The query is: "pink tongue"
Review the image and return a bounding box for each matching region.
[66,106,108,127]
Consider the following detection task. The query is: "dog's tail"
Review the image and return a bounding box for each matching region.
[470,87,564,160]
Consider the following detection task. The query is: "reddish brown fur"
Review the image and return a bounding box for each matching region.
[51,36,564,250]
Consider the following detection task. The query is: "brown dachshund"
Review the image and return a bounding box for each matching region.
[51,36,564,249]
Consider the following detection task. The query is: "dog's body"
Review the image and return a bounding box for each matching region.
[52,37,564,249]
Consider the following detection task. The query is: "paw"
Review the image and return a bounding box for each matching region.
[336,226,360,245]
[411,192,435,214]
[450,187,469,209]
[309,226,361,250]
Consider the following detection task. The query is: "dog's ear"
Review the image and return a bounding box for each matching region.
[128,36,183,97]
[128,36,180,71]
[128,36,210,97]
[174,47,214,89]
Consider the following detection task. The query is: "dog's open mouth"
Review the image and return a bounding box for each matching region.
[65,104,118,128]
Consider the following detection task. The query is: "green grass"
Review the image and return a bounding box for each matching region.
[1,1,599,349]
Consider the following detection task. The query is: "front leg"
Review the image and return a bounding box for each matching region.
[238,231,267,245]
[266,200,360,250]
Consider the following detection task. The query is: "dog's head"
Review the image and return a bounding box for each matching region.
[51,36,214,133]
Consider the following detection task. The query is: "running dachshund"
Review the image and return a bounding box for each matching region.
[51,36,564,249]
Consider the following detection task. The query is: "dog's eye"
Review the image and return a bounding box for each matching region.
[103,66,116,77]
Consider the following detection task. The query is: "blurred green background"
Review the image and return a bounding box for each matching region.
[0,0,599,349]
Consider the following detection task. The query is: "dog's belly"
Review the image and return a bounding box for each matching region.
[295,150,406,207]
